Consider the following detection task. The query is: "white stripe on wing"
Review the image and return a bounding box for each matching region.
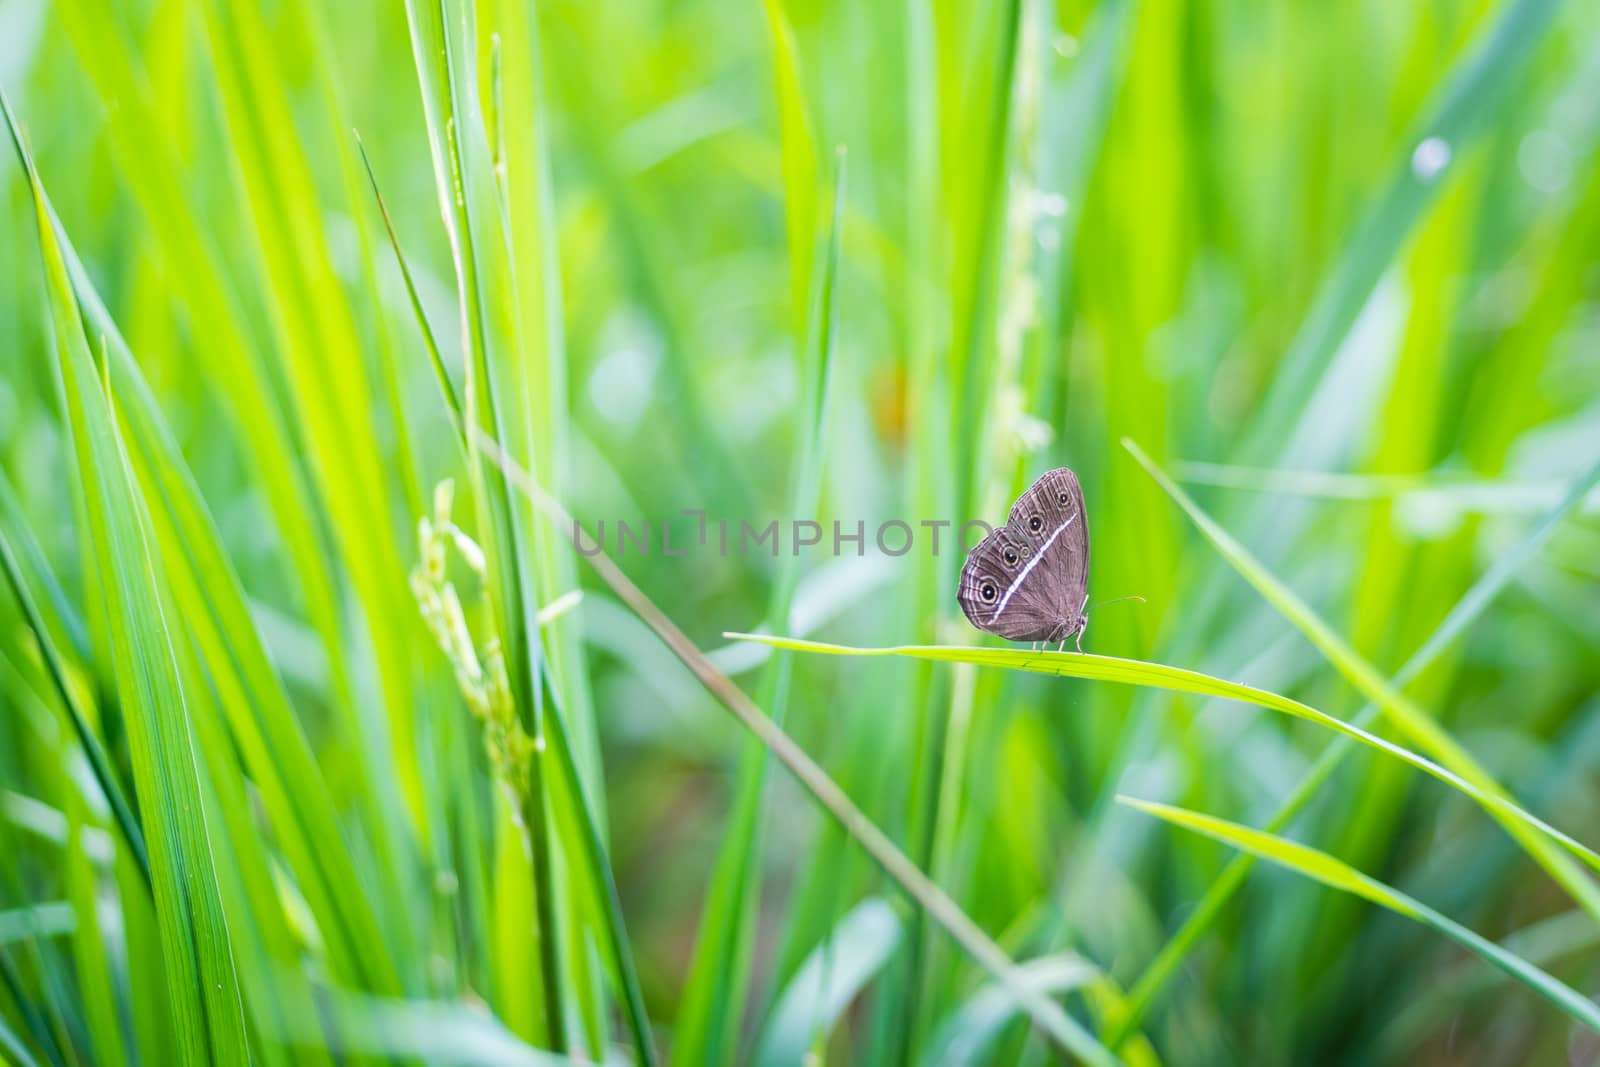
[989,514,1075,623]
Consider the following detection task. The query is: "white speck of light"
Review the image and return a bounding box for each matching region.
[1411,137,1452,182]
[1054,33,1079,58]
[1518,129,1572,194]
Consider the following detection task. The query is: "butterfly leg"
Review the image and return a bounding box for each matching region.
[1075,626,1086,654]
[1056,640,1066,652]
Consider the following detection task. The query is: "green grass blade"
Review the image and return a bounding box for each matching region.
[404,0,571,1047]
[50,0,363,770]
[0,473,89,663]
[755,898,900,1067]
[64,797,128,1067]
[763,0,821,342]
[111,313,405,996]
[0,905,74,944]
[476,29,613,1046]
[355,134,465,441]
[1123,437,1600,922]
[0,941,65,1067]
[1374,909,1600,1059]
[7,89,250,1063]
[1107,446,1600,1046]
[193,0,429,839]
[1118,796,1600,1034]
[0,1012,43,1067]
[923,954,1100,1067]
[10,111,408,996]
[723,633,1600,877]
[0,528,148,891]
[1236,0,1562,460]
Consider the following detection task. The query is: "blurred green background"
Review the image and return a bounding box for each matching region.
[2,0,1599,1063]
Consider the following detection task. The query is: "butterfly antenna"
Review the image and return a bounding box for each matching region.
[1088,594,1147,610]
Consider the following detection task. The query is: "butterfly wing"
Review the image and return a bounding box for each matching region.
[957,527,1061,641]
[1004,467,1090,620]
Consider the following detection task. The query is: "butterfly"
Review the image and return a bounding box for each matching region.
[958,467,1091,652]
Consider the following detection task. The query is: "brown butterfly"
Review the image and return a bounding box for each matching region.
[958,467,1091,652]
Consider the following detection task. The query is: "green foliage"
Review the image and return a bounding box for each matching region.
[3,0,1599,1064]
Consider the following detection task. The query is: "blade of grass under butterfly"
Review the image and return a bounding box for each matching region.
[1117,796,1600,1034]
[722,634,1600,878]
[1105,446,1600,1046]
[475,439,1119,1067]
[1122,438,1600,925]
[7,90,250,1063]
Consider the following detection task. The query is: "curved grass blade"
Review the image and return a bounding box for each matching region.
[923,955,1113,1067]
[1123,437,1600,923]
[6,90,250,1063]
[1118,796,1600,1035]
[0,528,148,891]
[755,898,900,1067]
[0,474,89,662]
[722,634,1600,877]
[355,133,464,438]
[477,441,1119,1067]
[1374,909,1600,1059]
[273,987,582,1067]
[0,943,66,1067]
[1107,447,1600,1046]
[112,307,404,996]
